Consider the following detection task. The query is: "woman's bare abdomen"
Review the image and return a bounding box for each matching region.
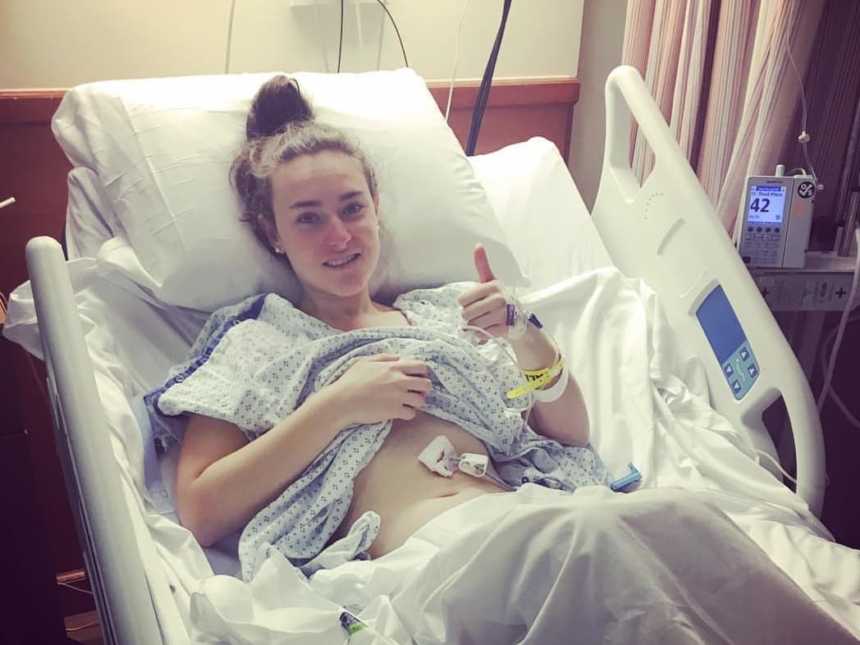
[334,411,505,558]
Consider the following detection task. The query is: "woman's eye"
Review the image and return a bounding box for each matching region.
[342,203,365,218]
[296,213,319,225]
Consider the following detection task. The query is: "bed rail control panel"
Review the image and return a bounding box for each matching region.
[695,285,759,400]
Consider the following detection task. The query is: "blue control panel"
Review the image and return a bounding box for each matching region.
[695,286,759,400]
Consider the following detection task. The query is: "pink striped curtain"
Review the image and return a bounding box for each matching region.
[622,0,825,234]
[623,0,714,179]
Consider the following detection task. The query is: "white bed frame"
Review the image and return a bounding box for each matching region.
[22,65,825,644]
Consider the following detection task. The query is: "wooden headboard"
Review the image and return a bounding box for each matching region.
[0,77,579,613]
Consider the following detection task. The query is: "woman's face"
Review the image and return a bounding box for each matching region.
[269,150,380,299]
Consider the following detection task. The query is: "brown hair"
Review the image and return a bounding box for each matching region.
[230,75,378,262]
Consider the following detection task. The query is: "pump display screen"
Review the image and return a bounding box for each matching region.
[746,183,786,224]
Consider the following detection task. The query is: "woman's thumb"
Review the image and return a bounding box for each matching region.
[473,243,496,283]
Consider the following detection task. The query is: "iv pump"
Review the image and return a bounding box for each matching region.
[736,165,816,269]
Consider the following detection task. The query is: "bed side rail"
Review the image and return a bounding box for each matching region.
[26,236,164,644]
[590,66,824,516]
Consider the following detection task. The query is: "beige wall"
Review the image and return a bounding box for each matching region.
[568,0,628,209]
[0,0,584,88]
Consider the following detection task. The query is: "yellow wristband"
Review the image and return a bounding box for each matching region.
[506,356,565,399]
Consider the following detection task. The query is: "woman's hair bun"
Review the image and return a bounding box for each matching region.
[246,75,314,140]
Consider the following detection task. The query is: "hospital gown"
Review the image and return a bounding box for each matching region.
[144,283,609,581]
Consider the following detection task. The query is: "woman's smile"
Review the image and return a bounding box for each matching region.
[323,252,361,269]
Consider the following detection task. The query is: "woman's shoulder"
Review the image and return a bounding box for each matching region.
[188,292,299,354]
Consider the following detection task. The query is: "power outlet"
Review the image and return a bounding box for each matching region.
[750,252,857,312]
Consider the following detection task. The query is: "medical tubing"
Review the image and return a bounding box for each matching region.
[459,323,536,434]
[445,0,473,122]
[818,312,860,430]
[786,38,821,190]
[755,449,799,487]
[465,0,513,155]
[816,229,860,413]
[830,388,860,430]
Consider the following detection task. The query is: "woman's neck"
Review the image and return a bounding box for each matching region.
[299,289,381,330]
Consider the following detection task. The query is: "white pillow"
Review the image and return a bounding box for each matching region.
[468,137,613,292]
[52,69,526,310]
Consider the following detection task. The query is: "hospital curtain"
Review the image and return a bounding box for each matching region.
[622,0,825,234]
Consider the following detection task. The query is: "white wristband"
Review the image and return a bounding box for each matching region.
[532,364,569,403]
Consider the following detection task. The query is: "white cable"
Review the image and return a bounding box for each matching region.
[831,389,860,430]
[817,229,860,414]
[59,581,94,596]
[0,196,16,209]
[459,324,536,433]
[755,449,799,486]
[224,0,237,74]
[445,0,472,122]
[818,313,860,431]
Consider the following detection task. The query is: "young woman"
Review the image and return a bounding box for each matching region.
[166,75,594,558]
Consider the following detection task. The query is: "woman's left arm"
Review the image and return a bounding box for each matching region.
[507,327,589,447]
[458,243,589,448]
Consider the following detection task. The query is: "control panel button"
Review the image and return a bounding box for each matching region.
[739,347,750,361]
[748,363,758,378]
[732,380,742,393]
[724,363,734,376]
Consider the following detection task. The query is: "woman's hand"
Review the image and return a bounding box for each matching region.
[457,244,510,338]
[326,354,432,426]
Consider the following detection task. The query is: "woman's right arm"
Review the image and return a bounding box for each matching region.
[174,353,431,547]
[175,386,347,547]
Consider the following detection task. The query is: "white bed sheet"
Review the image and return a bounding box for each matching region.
[5,140,860,642]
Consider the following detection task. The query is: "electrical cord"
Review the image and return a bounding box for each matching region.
[466,0,513,155]
[224,0,237,74]
[445,0,472,122]
[375,0,408,68]
[337,0,345,72]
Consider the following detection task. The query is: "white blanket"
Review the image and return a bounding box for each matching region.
[5,263,859,643]
[182,267,860,643]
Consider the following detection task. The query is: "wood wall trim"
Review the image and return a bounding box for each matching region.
[428,77,579,109]
[0,78,581,123]
[428,77,579,157]
[0,90,64,124]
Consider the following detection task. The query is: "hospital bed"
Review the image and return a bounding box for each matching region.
[5,66,859,643]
